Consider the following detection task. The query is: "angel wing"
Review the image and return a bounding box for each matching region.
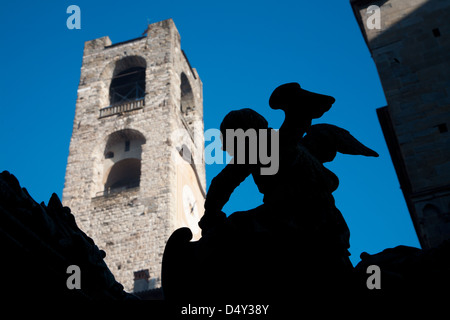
[302,123,379,163]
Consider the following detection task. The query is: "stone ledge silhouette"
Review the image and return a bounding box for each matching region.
[162,214,450,302]
[0,170,137,300]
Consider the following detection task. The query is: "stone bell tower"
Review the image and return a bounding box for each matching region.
[62,19,205,292]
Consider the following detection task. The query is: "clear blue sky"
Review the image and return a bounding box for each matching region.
[0,0,420,265]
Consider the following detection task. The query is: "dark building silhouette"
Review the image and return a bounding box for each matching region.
[351,0,450,248]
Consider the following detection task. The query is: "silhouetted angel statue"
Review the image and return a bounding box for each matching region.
[200,83,377,255]
[303,123,379,163]
[162,82,379,301]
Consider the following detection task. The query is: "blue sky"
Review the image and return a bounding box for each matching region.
[0,0,420,265]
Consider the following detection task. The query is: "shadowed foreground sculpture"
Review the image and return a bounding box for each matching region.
[162,83,381,300]
[0,171,137,300]
[162,83,450,301]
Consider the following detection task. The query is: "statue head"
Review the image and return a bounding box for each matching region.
[269,82,335,119]
[219,108,269,156]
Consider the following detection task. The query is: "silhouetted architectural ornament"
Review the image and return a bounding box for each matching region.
[0,171,137,300]
[162,82,381,301]
[355,241,450,294]
[162,83,450,302]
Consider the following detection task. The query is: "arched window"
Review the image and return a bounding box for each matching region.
[180,72,194,114]
[103,129,146,194]
[110,66,146,106]
[105,158,141,191]
[104,129,146,158]
[177,144,192,163]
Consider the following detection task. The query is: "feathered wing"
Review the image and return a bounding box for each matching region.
[302,124,379,163]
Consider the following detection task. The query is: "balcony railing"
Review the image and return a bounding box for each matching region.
[99,98,145,118]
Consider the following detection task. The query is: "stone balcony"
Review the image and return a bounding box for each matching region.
[99,98,145,118]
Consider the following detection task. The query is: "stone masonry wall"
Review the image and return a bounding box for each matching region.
[63,19,205,291]
[352,0,450,248]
